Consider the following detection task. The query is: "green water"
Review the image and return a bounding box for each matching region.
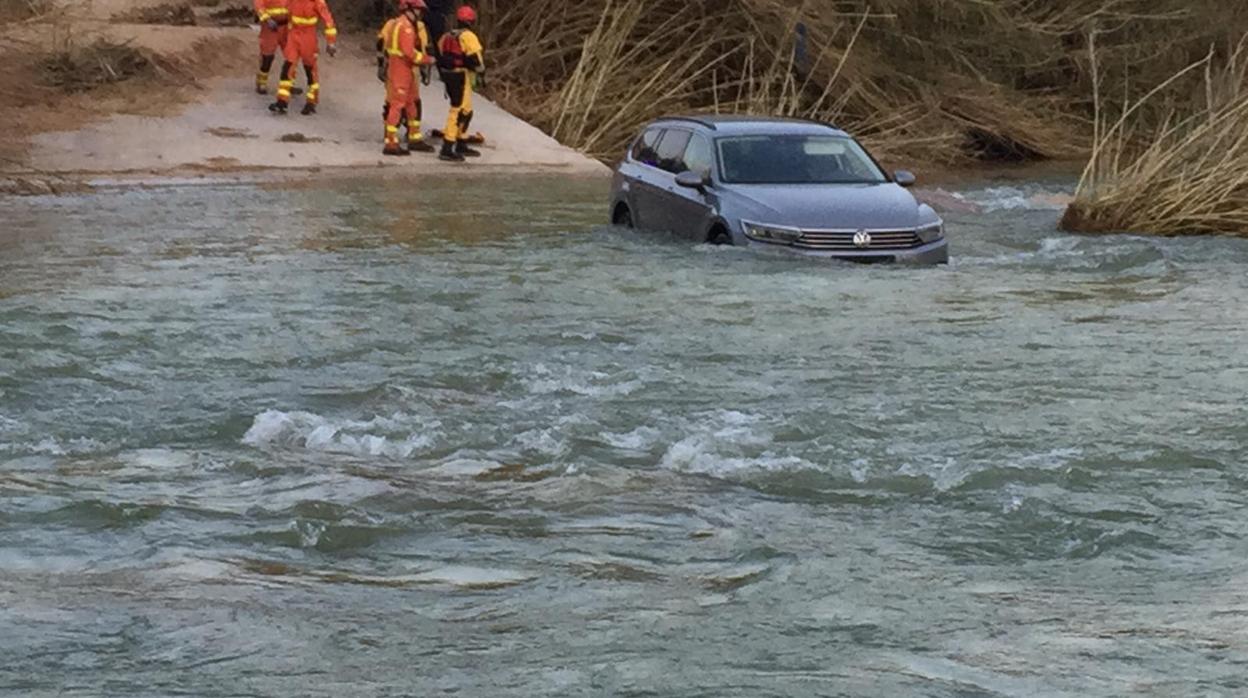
[1,175,1247,696]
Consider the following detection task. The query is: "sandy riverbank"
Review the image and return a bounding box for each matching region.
[0,0,608,192]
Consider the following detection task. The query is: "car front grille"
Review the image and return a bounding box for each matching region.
[792,229,924,251]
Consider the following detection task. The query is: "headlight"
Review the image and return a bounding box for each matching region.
[742,220,803,244]
[917,222,944,243]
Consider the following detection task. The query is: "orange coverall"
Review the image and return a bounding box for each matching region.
[381,16,432,149]
[276,0,337,108]
[254,0,290,93]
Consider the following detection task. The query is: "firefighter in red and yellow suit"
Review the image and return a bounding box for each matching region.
[254,0,290,94]
[436,5,485,162]
[378,0,435,155]
[268,0,337,116]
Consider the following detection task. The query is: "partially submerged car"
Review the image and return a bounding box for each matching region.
[609,115,948,264]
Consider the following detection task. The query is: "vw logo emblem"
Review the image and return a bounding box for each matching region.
[853,230,872,248]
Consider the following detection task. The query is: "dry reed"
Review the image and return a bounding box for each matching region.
[1062,38,1248,236]
[475,0,1247,165]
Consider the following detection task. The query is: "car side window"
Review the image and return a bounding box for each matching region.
[654,129,692,174]
[631,128,663,167]
[682,134,714,178]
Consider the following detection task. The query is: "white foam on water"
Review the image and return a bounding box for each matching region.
[0,436,108,457]
[523,363,642,397]
[600,426,663,451]
[657,411,813,477]
[411,565,536,589]
[964,186,1074,212]
[242,409,437,459]
[512,427,570,456]
[426,457,503,478]
[661,437,810,477]
[124,448,196,470]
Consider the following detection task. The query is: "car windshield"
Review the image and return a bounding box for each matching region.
[717,135,888,185]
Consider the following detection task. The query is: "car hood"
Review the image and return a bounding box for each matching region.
[724,183,923,230]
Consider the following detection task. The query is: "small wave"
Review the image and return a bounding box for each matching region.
[0,436,108,457]
[244,563,537,590]
[657,411,812,477]
[962,185,1074,212]
[522,363,642,397]
[32,500,166,529]
[242,409,437,459]
[600,426,663,451]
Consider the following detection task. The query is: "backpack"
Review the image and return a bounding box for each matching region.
[437,30,466,71]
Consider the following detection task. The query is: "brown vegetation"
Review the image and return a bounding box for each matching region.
[473,0,1248,168]
[1062,40,1248,236]
[0,0,51,23]
[0,0,244,167]
[115,2,198,26]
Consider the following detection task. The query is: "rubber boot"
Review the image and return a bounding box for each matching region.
[456,141,481,158]
[408,138,435,153]
[383,143,410,157]
[268,101,288,114]
[301,102,317,116]
[439,141,464,162]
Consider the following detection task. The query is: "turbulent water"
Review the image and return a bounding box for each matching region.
[2,175,1247,697]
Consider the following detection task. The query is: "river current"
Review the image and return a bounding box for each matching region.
[2,175,1246,696]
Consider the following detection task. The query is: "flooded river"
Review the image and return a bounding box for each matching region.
[2,175,1247,696]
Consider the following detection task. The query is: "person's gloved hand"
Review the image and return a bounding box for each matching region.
[266,18,278,30]
[476,71,488,90]
[420,65,432,86]
[326,44,338,58]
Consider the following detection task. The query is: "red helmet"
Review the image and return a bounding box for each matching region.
[399,0,426,10]
[456,5,477,23]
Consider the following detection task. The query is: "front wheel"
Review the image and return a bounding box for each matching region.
[612,205,634,228]
[707,226,732,245]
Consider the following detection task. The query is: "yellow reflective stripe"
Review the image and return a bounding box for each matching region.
[386,22,402,56]
[324,27,338,38]
[291,15,318,25]
[386,125,399,133]
[267,8,289,14]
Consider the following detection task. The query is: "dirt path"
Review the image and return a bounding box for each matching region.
[28,37,608,178]
[1,3,608,183]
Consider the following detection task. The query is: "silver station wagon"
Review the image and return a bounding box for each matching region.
[609,115,948,264]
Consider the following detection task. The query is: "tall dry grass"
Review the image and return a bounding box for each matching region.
[1062,38,1248,236]
[474,0,1247,165]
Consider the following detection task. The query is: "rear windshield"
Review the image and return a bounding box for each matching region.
[717,135,887,185]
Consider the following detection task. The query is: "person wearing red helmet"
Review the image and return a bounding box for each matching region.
[379,0,435,155]
[436,4,485,162]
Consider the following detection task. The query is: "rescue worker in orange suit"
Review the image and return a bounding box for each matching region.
[436,5,485,162]
[268,0,338,116]
[379,0,436,156]
[254,0,290,94]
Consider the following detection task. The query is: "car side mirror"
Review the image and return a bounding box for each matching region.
[675,170,709,191]
[893,170,917,188]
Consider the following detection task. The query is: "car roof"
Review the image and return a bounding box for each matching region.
[648,114,849,138]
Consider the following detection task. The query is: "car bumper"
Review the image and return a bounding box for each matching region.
[747,237,949,265]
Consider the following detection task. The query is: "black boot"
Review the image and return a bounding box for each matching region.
[439,141,465,162]
[268,101,288,114]
[408,139,436,153]
[300,102,317,116]
[456,141,481,158]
